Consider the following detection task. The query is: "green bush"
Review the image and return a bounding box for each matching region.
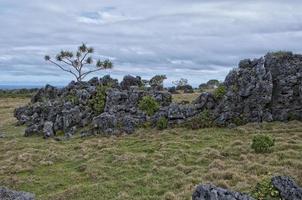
[157,117,168,130]
[213,85,226,100]
[89,85,108,114]
[251,177,281,200]
[251,135,275,153]
[185,110,214,130]
[138,96,160,116]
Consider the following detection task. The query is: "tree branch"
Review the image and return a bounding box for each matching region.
[48,59,78,80]
[80,68,104,80]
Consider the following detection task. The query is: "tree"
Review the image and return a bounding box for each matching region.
[149,75,167,90]
[44,43,113,82]
[172,78,188,89]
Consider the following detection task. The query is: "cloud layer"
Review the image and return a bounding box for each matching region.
[1,0,302,86]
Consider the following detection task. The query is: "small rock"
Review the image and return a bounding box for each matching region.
[192,184,254,200]
[0,186,35,200]
[272,176,302,200]
[43,121,54,138]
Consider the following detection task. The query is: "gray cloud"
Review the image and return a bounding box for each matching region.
[1,0,302,86]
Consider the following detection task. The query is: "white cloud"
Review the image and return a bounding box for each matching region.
[1,0,302,86]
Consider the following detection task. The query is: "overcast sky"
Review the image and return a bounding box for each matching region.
[1,0,302,86]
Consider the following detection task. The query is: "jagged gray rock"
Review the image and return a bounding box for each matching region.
[0,187,35,200]
[214,57,273,125]
[93,112,118,135]
[272,176,302,200]
[214,52,302,125]
[43,121,54,138]
[192,184,254,200]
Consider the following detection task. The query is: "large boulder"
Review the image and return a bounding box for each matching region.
[0,187,35,200]
[214,52,302,125]
[192,184,254,200]
[272,176,302,200]
[264,52,302,121]
[93,113,118,135]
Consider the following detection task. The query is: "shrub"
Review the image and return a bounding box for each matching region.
[89,85,108,114]
[185,110,214,129]
[251,177,281,200]
[251,135,275,153]
[138,96,160,116]
[157,117,168,130]
[213,85,226,100]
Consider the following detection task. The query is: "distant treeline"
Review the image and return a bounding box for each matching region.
[0,88,39,98]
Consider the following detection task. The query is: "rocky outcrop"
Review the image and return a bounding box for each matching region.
[14,52,302,137]
[272,176,302,200]
[0,187,35,200]
[214,52,302,125]
[192,184,254,200]
[15,76,172,137]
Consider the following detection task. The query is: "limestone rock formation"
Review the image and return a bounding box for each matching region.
[214,52,302,125]
[15,76,172,137]
[0,187,35,200]
[14,52,302,137]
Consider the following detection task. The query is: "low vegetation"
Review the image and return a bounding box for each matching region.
[0,89,37,98]
[251,177,281,200]
[0,96,301,200]
[156,117,168,130]
[251,134,275,153]
[138,96,160,116]
[213,85,226,100]
[89,85,109,114]
[184,110,214,130]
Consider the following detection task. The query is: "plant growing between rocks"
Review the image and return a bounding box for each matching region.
[138,96,160,116]
[156,117,168,130]
[251,134,275,153]
[251,177,281,200]
[185,109,214,129]
[89,85,108,114]
[213,85,226,100]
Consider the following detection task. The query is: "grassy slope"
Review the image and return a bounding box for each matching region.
[0,97,301,200]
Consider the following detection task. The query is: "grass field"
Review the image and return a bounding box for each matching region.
[0,97,301,200]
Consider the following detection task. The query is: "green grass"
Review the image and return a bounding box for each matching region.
[0,97,301,200]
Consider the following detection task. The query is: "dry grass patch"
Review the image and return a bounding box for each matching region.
[172,92,201,103]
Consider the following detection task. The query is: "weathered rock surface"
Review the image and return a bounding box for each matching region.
[15,76,172,137]
[192,184,254,200]
[0,187,35,200]
[214,52,302,125]
[272,176,302,200]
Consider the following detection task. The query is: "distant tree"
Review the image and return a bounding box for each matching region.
[44,43,113,82]
[172,78,188,89]
[207,79,220,86]
[149,75,167,90]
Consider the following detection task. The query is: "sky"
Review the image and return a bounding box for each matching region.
[1,0,302,87]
